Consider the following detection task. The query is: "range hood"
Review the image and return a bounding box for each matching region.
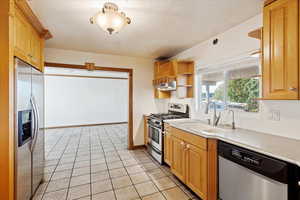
[156,80,177,91]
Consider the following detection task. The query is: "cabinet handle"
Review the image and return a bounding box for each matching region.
[289,87,297,92]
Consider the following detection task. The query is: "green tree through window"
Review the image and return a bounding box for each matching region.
[227,78,259,112]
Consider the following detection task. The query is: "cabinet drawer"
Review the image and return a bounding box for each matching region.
[172,127,207,150]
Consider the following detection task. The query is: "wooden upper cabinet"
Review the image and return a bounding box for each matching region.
[153,60,195,99]
[185,143,207,199]
[29,27,42,70]
[14,6,47,72]
[154,61,176,79]
[14,9,30,61]
[263,0,299,99]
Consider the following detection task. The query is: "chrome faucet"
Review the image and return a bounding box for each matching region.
[205,101,221,127]
[228,109,236,129]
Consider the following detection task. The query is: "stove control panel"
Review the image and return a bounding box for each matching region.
[168,103,187,114]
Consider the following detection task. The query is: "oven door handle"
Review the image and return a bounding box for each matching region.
[148,125,162,132]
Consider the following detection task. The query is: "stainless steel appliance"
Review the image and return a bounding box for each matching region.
[218,141,300,200]
[147,103,189,164]
[15,58,45,200]
[155,80,177,91]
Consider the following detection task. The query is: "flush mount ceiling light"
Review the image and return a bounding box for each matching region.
[90,2,131,34]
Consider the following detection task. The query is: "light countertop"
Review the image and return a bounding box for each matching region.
[165,119,300,167]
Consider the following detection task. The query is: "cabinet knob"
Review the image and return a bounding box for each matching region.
[289,87,297,91]
[180,141,185,146]
[186,144,190,149]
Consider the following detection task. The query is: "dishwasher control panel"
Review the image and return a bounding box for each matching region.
[231,149,261,166]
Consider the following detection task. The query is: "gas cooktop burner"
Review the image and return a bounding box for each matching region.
[149,113,188,120]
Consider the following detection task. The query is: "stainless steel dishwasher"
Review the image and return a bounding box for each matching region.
[218,141,300,200]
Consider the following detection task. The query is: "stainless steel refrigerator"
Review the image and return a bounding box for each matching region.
[15,58,45,200]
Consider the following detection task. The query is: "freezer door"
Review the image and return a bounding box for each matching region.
[15,58,33,200]
[31,68,45,194]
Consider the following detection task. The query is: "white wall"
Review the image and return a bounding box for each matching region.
[44,48,157,145]
[159,14,300,140]
[44,70,128,127]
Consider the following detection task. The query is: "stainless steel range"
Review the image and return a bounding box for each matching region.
[147,103,189,164]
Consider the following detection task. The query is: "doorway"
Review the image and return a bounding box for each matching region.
[44,62,133,149]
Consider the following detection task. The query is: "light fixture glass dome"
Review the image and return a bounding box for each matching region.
[90,2,131,34]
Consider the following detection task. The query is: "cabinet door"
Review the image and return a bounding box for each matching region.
[14,9,30,62]
[154,62,160,79]
[171,136,185,182]
[263,0,299,99]
[158,62,170,77]
[29,27,42,70]
[164,132,172,165]
[144,116,148,145]
[185,143,208,199]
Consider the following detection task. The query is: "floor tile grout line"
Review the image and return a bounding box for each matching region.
[105,124,184,199]
[110,126,144,200]
[40,128,76,200]
[97,126,118,200]
[64,127,84,200]
[89,127,92,200]
[38,124,197,200]
[45,128,66,158]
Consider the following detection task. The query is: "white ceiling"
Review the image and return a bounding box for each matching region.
[29,0,262,58]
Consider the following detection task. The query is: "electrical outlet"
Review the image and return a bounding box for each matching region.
[270,110,280,121]
[273,110,280,121]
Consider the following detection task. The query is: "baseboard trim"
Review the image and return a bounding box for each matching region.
[45,122,128,129]
[133,145,146,150]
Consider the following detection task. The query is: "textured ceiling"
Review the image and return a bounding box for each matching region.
[29,0,263,58]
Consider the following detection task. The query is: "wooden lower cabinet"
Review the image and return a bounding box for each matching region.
[171,136,186,182]
[163,131,172,166]
[185,143,208,199]
[169,127,217,200]
[143,115,148,145]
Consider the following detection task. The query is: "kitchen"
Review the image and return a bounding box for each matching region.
[1,0,300,200]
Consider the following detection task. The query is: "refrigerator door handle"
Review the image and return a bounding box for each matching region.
[30,96,37,140]
[30,96,39,152]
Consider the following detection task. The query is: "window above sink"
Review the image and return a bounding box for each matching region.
[197,56,261,113]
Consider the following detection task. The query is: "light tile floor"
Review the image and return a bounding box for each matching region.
[33,124,201,200]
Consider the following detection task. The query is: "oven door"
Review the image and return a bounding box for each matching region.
[148,125,162,151]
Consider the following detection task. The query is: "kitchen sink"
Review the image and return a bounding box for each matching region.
[175,121,233,134]
[178,122,212,130]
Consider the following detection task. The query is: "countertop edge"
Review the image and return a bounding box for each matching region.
[166,121,300,167]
